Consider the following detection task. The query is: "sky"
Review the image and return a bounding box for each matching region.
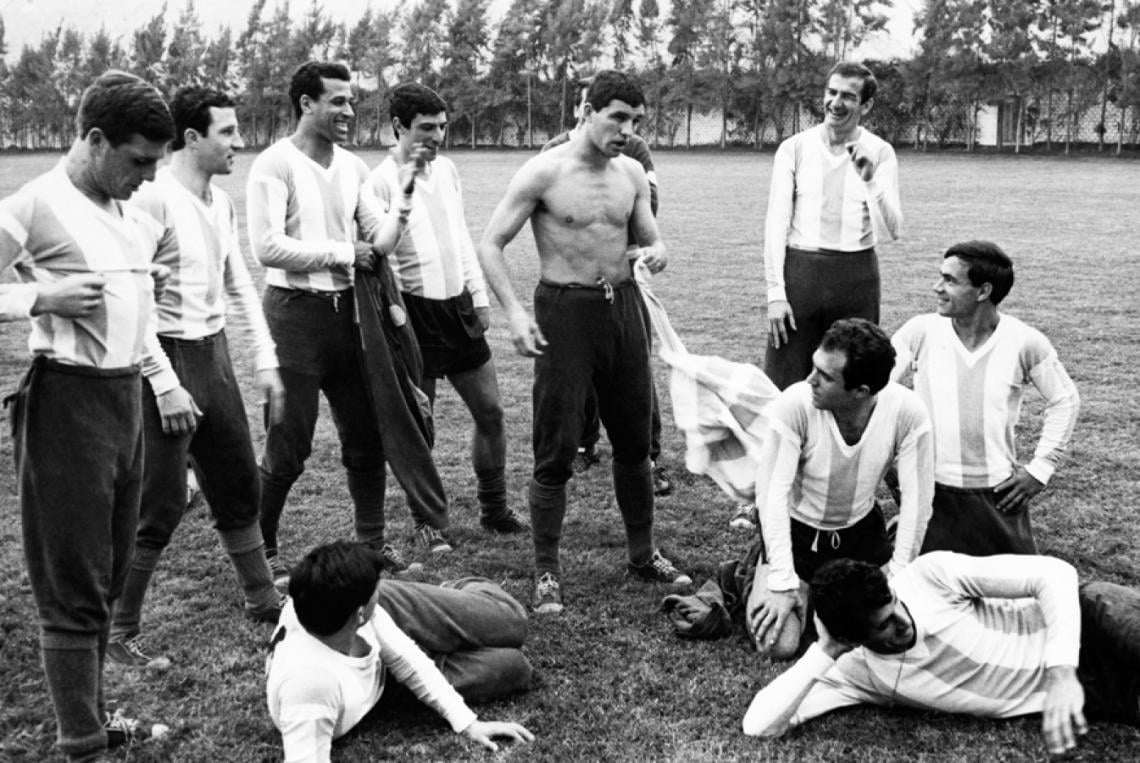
[0,0,923,62]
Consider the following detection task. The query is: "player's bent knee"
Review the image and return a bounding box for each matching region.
[756,614,804,662]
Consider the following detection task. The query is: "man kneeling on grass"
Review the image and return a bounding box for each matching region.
[266,541,534,761]
[742,553,1140,756]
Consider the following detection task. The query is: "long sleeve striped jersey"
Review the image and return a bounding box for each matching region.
[759,381,934,592]
[763,124,902,303]
[891,313,1080,487]
[369,155,489,308]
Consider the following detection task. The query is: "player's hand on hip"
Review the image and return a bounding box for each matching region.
[475,306,491,331]
[353,241,376,272]
[1041,666,1087,755]
[637,246,667,274]
[994,465,1044,513]
[507,307,546,357]
[845,142,876,182]
[32,274,106,318]
[767,300,796,348]
[463,719,535,752]
[257,369,286,427]
[156,385,202,437]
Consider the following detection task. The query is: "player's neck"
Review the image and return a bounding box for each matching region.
[824,123,860,148]
[291,128,335,168]
[951,307,1000,350]
[169,154,212,203]
[831,395,877,445]
[64,142,116,212]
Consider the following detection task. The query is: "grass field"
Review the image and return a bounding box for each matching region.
[1,148,1139,762]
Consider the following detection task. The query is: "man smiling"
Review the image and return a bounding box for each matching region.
[743,553,1140,757]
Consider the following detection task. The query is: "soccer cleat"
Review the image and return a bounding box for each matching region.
[266,551,290,596]
[104,709,170,749]
[414,524,453,554]
[628,550,692,586]
[376,543,423,575]
[533,571,564,614]
[480,508,529,534]
[106,636,171,671]
[652,462,674,497]
[571,446,600,474]
[729,503,759,532]
[245,595,286,625]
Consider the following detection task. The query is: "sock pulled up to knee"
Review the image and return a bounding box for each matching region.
[528,479,567,574]
[612,459,654,565]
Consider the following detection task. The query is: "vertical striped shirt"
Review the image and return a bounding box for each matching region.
[369,155,489,308]
[763,125,902,303]
[743,553,1081,736]
[759,381,934,592]
[892,314,1080,487]
[0,163,158,368]
[132,168,278,395]
[246,140,385,292]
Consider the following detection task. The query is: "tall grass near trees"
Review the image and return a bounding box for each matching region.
[1,150,1138,761]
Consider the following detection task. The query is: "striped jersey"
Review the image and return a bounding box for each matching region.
[246,139,385,292]
[132,168,278,395]
[763,125,902,303]
[742,553,1080,736]
[759,381,934,592]
[891,313,1079,487]
[369,155,489,308]
[0,163,158,368]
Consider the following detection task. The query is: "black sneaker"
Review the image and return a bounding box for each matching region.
[266,551,289,595]
[104,709,170,749]
[533,571,564,614]
[245,595,285,625]
[628,550,692,585]
[571,446,600,474]
[652,462,673,497]
[480,508,529,534]
[106,636,171,671]
[377,543,423,575]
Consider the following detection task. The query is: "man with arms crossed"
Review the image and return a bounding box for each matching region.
[0,70,174,761]
[746,319,933,660]
[248,61,445,575]
[107,87,288,669]
[762,61,901,391]
[478,70,691,614]
[369,83,526,536]
[543,75,671,496]
[743,553,1140,756]
[267,541,534,761]
[891,241,1080,555]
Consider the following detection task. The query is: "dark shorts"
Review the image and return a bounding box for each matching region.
[403,291,491,379]
[921,483,1037,556]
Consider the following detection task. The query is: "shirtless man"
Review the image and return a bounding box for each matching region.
[478,70,691,614]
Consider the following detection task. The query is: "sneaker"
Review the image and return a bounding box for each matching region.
[628,550,692,586]
[414,524,453,554]
[652,462,673,497]
[571,446,600,474]
[104,708,170,749]
[729,503,759,532]
[245,594,285,625]
[533,571,564,614]
[267,551,290,595]
[106,636,171,671]
[377,543,423,575]
[480,508,529,534]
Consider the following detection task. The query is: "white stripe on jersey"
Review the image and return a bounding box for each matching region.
[892,313,1079,487]
[0,164,157,368]
[369,155,489,307]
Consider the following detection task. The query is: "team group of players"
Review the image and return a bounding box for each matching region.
[2,58,1137,762]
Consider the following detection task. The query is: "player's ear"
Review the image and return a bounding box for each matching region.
[860,97,874,117]
[976,281,993,304]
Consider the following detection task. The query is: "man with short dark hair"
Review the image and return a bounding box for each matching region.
[761,61,902,391]
[266,541,534,760]
[107,87,288,669]
[743,318,933,660]
[369,82,526,537]
[891,241,1079,555]
[743,553,1140,757]
[0,70,174,761]
[249,61,449,574]
[479,70,692,615]
[542,75,671,496]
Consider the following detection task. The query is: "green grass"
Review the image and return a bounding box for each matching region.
[1,149,1139,762]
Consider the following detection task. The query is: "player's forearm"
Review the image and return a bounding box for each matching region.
[476,242,525,315]
[4,283,40,320]
[1027,358,1080,484]
[141,331,180,397]
[865,152,902,242]
[891,430,934,569]
[247,181,354,271]
[742,643,834,737]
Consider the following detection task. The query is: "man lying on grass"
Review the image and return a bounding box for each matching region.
[742,553,1140,756]
[266,541,534,761]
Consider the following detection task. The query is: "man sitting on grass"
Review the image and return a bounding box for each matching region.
[743,553,1140,757]
[266,541,534,761]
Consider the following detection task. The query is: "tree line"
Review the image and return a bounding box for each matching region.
[2,0,1139,153]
